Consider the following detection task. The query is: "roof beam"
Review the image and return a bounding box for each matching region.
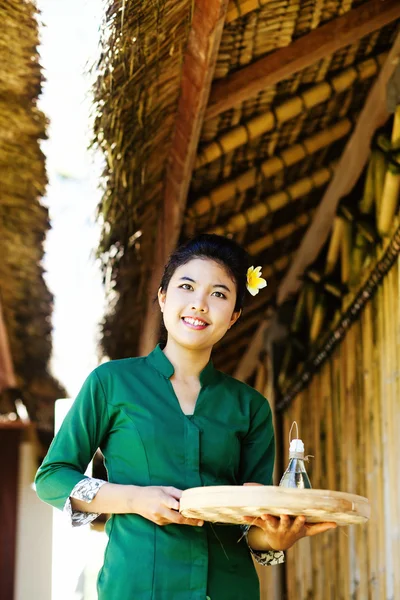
[0,299,17,393]
[205,0,400,120]
[234,30,400,382]
[138,0,229,356]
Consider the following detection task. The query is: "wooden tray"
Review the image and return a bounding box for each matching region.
[180,485,370,526]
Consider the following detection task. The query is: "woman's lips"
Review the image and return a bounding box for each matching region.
[181,317,209,330]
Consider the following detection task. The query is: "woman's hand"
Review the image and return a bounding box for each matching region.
[131,485,203,527]
[242,482,337,551]
[243,513,337,551]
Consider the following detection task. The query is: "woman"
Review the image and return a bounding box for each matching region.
[35,234,336,599]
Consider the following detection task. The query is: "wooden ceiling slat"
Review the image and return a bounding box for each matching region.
[205,0,400,120]
[189,119,349,221]
[138,0,230,356]
[246,210,315,256]
[226,0,274,24]
[209,163,335,236]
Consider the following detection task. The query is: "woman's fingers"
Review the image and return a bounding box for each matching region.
[278,514,292,531]
[243,482,263,487]
[304,522,337,537]
[290,516,307,534]
[163,508,202,527]
[163,494,180,511]
[165,486,183,499]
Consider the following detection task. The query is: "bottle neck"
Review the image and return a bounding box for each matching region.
[289,451,305,460]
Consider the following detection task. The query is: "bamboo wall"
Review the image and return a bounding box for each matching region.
[280,255,400,600]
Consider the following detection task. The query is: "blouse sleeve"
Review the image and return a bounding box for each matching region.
[64,477,108,527]
[239,394,285,566]
[35,369,110,513]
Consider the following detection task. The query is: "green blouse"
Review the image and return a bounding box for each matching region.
[35,344,276,600]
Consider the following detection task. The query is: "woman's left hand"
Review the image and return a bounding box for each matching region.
[242,513,337,551]
[242,482,337,551]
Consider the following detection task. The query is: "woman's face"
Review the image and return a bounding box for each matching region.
[158,258,241,351]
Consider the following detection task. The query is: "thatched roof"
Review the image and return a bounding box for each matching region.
[93,0,400,375]
[0,0,64,431]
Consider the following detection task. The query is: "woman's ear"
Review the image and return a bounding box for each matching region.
[229,309,242,329]
[157,287,166,312]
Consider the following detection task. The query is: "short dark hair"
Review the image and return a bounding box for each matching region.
[159,233,250,312]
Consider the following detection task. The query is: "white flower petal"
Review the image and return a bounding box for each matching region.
[247,285,259,296]
[256,278,267,289]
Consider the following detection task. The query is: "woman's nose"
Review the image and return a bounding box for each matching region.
[191,295,208,312]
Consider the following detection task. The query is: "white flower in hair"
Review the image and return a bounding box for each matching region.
[246,266,267,296]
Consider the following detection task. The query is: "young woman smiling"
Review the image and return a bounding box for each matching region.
[35,234,336,600]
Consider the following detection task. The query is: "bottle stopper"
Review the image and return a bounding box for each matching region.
[289,438,305,458]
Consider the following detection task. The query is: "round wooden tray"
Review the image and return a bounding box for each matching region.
[180,485,370,526]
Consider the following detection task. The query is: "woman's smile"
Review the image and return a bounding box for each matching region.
[181,316,210,330]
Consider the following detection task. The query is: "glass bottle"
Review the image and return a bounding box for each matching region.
[279,438,312,489]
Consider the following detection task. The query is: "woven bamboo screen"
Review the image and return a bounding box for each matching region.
[279,259,400,599]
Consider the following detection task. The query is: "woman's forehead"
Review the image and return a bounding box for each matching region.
[173,258,232,281]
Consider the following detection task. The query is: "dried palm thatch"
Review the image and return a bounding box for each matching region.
[93,0,194,359]
[0,0,64,428]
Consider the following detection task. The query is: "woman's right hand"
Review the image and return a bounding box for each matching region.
[131,485,203,527]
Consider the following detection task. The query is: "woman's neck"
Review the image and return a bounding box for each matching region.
[162,339,211,382]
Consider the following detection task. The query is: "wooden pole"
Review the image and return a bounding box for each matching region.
[0,427,24,599]
[138,0,229,355]
[0,299,17,393]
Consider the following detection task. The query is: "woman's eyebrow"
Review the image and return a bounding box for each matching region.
[213,283,231,292]
[178,276,231,292]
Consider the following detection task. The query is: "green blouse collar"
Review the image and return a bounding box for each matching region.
[147,343,216,386]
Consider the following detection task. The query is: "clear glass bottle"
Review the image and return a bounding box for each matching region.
[279,438,312,489]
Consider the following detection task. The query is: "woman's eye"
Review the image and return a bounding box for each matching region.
[212,291,226,299]
[180,283,193,290]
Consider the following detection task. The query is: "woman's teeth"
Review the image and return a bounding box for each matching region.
[182,317,208,327]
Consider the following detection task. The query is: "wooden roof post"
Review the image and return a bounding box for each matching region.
[138,0,230,356]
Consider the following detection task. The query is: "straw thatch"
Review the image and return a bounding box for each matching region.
[93,0,400,373]
[92,0,194,359]
[0,0,64,431]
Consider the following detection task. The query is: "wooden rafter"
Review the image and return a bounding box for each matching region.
[234,30,400,381]
[138,0,229,356]
[205,0,400,120]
